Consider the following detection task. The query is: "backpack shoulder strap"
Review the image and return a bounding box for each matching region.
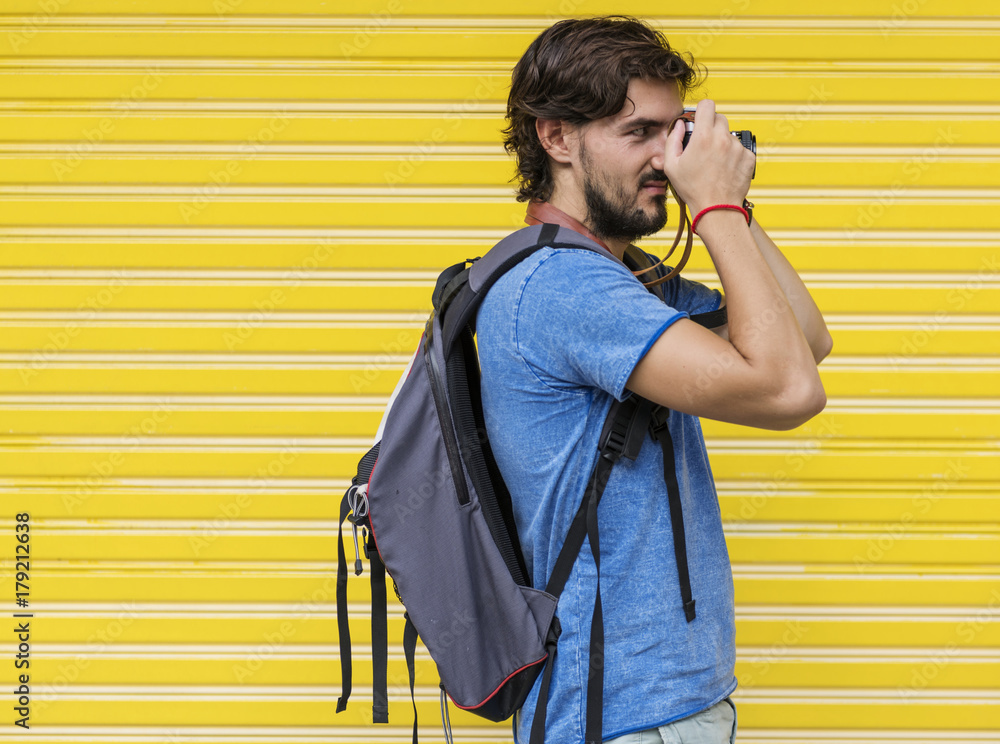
[439,223,620,355]
[529,395,653,744]
[649,406,698,622]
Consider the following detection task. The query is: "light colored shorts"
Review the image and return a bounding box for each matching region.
[604,697,737,744]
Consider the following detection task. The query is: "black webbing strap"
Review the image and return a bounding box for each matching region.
[369,531,390,723]
[529,397,651,744]
[336,442,380,715]
[355,443,380,486]
[690,305,728,330]
[336,493,353,713]
[649,406,697,622]
[537,222,559,250]
[403,613,419,744]
[583,451,610,744]
[526,616,561,744]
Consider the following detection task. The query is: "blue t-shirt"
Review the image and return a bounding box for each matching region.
[476,246,737,743]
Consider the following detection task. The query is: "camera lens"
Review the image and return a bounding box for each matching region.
[679,117,756,179]
[681,124,755,156]
[736,130,756,156]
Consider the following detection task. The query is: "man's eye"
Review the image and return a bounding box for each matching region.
[630,126,648,137]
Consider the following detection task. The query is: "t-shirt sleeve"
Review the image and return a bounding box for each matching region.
[513,249,687,401]
[660,273,724,316]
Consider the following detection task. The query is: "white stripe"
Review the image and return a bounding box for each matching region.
[0,268,996,284]
[3,394,994,410]
[3,143,1000,158]
[0,15,998,30]
[30,519,996,535]
[0,352,993,367]
[376,349,417,444]
[737,733,1000,743]
[0,394,388,406]
[733,688,1000,701]
[0,732,508,744]
[0,352,413,364]
[29,644,1000,662]
[3,227,1000,241]
[21,601,995,617]
[4,186,1000,200]
[3,101,1000,115]
[0,310,996,325]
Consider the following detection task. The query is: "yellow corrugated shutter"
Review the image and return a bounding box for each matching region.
[1,1,997,742]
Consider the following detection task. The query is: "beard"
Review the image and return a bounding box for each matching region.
[581,146,668,245]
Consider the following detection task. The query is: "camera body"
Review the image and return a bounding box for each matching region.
[679,107,756,179]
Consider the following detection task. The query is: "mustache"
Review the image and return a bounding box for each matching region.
[640,170,668,187]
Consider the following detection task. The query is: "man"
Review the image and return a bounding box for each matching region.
[477,16,831,744]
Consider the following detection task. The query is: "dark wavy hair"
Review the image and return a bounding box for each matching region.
[503,17,702,203]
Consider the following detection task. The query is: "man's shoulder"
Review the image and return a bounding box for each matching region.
[485,244,639,305]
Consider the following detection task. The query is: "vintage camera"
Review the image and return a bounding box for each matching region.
[680,107,756,179]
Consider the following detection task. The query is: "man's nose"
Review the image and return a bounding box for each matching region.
[649,128,670,172]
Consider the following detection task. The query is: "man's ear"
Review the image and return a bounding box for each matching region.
[536,118,574,164]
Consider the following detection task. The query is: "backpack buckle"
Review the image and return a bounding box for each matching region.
[601,429,628,460]
[648,406,670,440]
[346,484,370,576]
[346,483,369,524]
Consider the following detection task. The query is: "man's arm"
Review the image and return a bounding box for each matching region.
[748,220,832,362]
[627,100,826,431]
[711,221,833,364]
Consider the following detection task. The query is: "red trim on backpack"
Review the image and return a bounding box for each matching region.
[365,456,385,564]
[448,652,549,711]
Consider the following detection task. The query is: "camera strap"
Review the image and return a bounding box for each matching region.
[631,192,693,288]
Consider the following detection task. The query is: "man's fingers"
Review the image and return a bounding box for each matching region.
[666,117,686,158]
[696,98,716,119]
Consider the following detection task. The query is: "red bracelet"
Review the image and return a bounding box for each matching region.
[691,204,750,235]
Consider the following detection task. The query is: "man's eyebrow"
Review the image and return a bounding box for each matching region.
[618,115,683,131]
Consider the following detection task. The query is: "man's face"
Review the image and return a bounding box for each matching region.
[574,77,685,245]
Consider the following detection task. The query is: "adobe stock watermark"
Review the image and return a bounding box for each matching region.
[897,588,1000,698]
[770,84,833,143]
[221,237,408,352]
[19,270,128,385]
[681,292,803,404]
[682,0,751,58]
[5,0,72,53]
[350,331,419,393]
[31,602,140,715]
[853,459,971,573]
[844,126,961,243]
[51,68,165,180]
[339,0,404,59]
[213,0,244,16]
[739,620,809,689]
[179,110,291,224]
[384,75,501,188]
[62,398,177,514]
[888,254,999,370]
[391,465,451,526]
[232,620,298,683]
[735,414,843,522]
[189,443,300,557]
[540,0,589,24]
[879,0,929,38]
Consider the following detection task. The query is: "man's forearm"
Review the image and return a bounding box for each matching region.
[748,219,833,363]
[698,211,822,392]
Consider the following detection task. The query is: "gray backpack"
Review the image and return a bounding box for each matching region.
[336,223,725,743]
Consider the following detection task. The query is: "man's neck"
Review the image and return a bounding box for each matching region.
[524,200,628,260]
